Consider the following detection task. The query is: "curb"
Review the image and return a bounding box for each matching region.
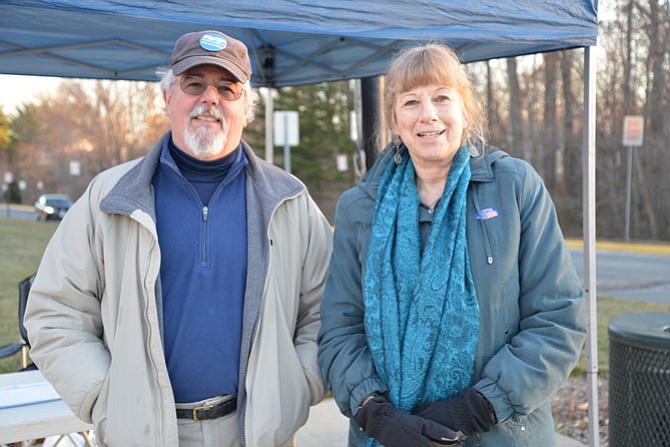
[565,238,670,255]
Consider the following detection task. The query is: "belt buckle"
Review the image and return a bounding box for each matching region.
[192,403,216,422]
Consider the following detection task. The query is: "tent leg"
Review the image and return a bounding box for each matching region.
[360,76,382,170]
[582,45,600,447]
[264,87,274,164]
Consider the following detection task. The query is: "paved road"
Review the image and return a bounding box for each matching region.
[569,243,670,305]
[1,205,36,221]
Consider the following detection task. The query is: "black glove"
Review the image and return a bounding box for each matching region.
[355,396,465,447]
[413,388,498,436]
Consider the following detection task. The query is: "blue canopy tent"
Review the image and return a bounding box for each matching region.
[0,1,597,85]
[0,1,600,445]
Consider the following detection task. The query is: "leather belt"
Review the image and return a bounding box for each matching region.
[176,396,237,422]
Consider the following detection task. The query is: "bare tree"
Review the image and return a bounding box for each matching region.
[559,50,582,234]
[9,80,168,202]
[542,52,559,191]
[506,57,526,160]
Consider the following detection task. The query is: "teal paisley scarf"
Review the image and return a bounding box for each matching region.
[364,144,479,444]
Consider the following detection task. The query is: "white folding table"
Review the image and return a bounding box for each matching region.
[0,370,93,445]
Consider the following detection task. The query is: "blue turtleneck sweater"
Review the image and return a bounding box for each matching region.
[153,136,248,403]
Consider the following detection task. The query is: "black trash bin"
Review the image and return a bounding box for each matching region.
[608,312,670,447]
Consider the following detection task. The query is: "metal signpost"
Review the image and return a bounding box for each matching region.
[622,115,644,241]
[273,111,299,173]
[4,171,12,217]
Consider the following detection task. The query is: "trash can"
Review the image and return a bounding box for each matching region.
[608,312,670,447]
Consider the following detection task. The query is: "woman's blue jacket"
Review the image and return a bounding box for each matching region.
[317,144,587,447]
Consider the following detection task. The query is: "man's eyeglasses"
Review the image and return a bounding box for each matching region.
[179,76,244,101]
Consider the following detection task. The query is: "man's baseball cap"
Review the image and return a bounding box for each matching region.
[170,30,252,83]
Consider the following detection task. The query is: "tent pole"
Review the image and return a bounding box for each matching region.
[361,76,381,170]
[582,45,599,447]
[264,87,274,164]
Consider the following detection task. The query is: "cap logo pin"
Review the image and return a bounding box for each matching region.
[199,33,227,52]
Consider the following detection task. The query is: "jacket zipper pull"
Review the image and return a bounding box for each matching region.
[202,206,209,222]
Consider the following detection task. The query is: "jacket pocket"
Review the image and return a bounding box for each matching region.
[245,287,312,445]
[90,375,109,445]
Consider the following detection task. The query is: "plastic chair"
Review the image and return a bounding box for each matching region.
[0,274,35,370]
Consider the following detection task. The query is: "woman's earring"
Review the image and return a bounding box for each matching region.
[393,138,403,165]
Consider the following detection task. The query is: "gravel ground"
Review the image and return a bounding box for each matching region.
[552,375,609,446]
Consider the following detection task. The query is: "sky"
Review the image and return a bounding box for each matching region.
[0,74,64,115]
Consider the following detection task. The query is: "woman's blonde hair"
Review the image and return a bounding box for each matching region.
[383,43,486,153]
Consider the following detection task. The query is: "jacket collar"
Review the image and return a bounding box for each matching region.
[100,135,163,218]
[470,145,508,182]
[100,131,304,219]
[360,142,508,201]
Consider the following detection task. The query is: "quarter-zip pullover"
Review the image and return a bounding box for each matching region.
[153,138,248,403]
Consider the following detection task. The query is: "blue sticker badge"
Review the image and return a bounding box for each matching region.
[199,33,228,52]
[475,208,500,220]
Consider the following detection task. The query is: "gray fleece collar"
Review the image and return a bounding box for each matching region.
[100,132,304,220]
[359,143,508,201]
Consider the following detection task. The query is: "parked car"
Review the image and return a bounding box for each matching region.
[34,194,73,221]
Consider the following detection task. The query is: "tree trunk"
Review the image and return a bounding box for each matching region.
[561,50,579,196]
[646,0,665,134]
[634,150,658,238]
[543,52,559,192]
[486,61,495,137]
[506,57,525,159]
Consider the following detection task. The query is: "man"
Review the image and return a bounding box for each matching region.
[24,30,333,447]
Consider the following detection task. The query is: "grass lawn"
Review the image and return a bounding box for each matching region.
[0,217,58,373]
[574,296,669,375]
[0,216,668,376]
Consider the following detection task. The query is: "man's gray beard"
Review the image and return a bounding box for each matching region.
[184,117,228,159]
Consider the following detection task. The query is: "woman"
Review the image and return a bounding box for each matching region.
[317,43,586,447]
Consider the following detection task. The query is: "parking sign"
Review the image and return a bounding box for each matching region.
[622,115,644,147]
